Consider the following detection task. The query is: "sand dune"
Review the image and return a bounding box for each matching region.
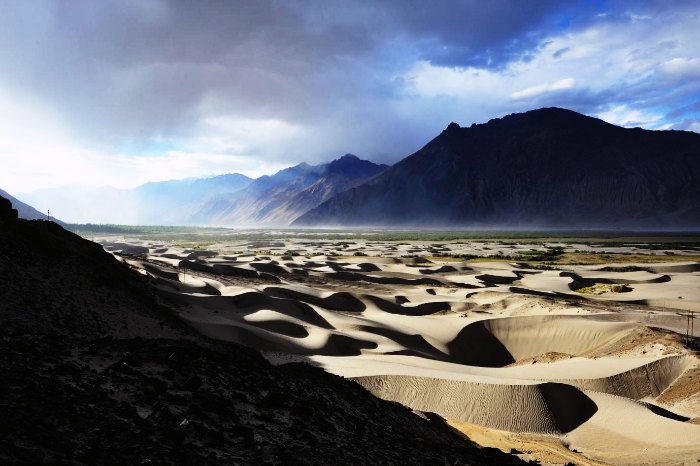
[355,376,597,434]
[566,391,700,465]
[95,236,700,465]
[263,286,366,313]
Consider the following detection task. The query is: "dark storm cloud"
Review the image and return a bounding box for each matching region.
[0,1,358,143]
[0,0,697,181]
[382,0,576,67]
[0,1,589,146]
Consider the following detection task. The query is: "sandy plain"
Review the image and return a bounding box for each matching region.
[95,234,700,465]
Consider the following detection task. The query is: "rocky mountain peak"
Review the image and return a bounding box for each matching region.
[294,107,700,228]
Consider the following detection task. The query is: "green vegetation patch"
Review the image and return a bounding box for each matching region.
[66,224,700,244]
[575,284,632,295]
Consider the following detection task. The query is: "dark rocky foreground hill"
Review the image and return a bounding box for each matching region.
[295,108,700,228]
[0,195,524,465]
[0,188,62,224]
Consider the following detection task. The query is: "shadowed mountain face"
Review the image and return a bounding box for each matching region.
[192,154,388,225]
[294,108,700,228]
[0,195,525,465]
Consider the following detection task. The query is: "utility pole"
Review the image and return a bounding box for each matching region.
[687,310,695,350]
[47,209,50,222]
[690,311,695,350]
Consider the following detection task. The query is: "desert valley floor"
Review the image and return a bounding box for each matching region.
[95,232,700,465]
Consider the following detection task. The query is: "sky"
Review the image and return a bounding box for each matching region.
[1,0,699,194]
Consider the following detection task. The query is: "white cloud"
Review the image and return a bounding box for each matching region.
[687,121,700,133]
[511,78,576,100]
[0,89,291,194]
[399,9,700,129]
[659,57,700,79]
[196,115,306,155]
[596,104,662,127]
[403,62,506,100]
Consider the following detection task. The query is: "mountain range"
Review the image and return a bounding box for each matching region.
[191,154,388,225]
[9,107,700,228]
[16,154,386,226]
[295,108,700,229]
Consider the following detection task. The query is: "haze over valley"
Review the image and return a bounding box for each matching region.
[13,108,700,230]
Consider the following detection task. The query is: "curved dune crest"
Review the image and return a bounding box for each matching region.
[328,271,444,286]
[566,391,700,464]
[365,295,452,316]
[482,315,638,360]
[561,355,694,400]
[151,274,222,296]
[419,265,458,275]
[354,375,597,434]
[645,262,700,274]
[263,286,366,313]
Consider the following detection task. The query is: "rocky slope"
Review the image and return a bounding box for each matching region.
[0,195,524,465]
[295,108,700,228]
[194,154,388,225]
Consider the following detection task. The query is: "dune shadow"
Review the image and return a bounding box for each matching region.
[446,321,515,367]
[419,265,458,275]
[539,382,598,433]
[476,274,520,286]
[353,262,382,272]
[179,260,281,283]
[359,325,447,360]
[153,275,222,296]
[319,334,378,355]
[647,262,700,273]
[142,262,180,280]
[102,242,150,255]
[560,271,670,291]
[509,286,585,301]
[264,287,366,313]
[186,250,218,259]
[227,292,335,329]
[250,262,288,275]
[190,320,374,356]
[328,271,443,286]
[366,295,451,316]
[247,319,310,338]
[639,401,690,422]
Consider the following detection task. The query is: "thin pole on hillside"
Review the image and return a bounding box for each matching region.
[691,311,695,350]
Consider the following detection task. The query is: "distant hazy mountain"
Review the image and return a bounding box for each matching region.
[131,173,253,224]
[20,174,252,224]
[0,188,63,224]
[294,108,700,229]
[193,154,388,225]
